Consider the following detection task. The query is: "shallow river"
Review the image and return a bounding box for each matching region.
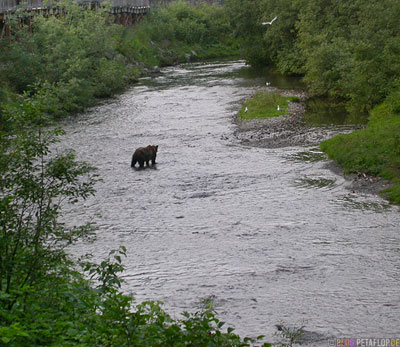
[61,61,400,345]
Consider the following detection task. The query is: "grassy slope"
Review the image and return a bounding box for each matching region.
[0,2,239,121]
[320,96,400,204]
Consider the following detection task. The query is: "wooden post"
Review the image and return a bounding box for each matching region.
[0,0,152,31]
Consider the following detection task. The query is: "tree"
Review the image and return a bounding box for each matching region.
[0,92,98,312]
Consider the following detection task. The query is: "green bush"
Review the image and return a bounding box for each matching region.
[0,0,238,121]
[0,2,139,119]
[320,88,400,203]
[134,0,238,65]
[226,0,400,111]
[0,99,269,346]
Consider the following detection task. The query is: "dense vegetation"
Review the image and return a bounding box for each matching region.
[225,0,400,110]
[225,0,400,203]
[320,92,400,204]
[0,2,266,346]
[1,0,399,344]
[0,0,237,120]
[0,90,266,346]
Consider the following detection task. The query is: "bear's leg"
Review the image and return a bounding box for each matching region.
[139,160,144,168]
[146,160,150,166]
[151,159,156,165]
[131,158,137,167]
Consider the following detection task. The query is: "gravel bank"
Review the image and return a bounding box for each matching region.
[233,88,394,202]
[233,88,361,148]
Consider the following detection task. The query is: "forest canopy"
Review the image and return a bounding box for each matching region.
[225,0,400,111]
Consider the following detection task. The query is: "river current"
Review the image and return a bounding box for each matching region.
[61,61,400,345]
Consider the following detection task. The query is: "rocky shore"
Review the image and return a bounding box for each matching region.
[233,88,393,201]
[233,88,311,148]
[233,88,361,149]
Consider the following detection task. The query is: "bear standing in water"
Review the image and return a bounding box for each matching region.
[131,145,158,168]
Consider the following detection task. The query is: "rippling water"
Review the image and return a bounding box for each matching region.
[60,61,400,344]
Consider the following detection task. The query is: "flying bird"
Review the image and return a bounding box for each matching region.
[261,16,277,25]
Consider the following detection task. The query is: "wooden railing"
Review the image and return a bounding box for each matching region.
[0,0,223,13]
[150,0,223,6]
[0,0,150,13]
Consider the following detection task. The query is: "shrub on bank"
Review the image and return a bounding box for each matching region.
[0,3,137,119]
[0,99,268,346]
[320,88,400,204]
[0,1,238,120]
[225,0,400,112]
[129,0,239,66]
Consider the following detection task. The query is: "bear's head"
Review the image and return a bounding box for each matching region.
[148,145,158,153]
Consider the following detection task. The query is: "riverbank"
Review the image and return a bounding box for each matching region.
[234,88,317,148]
[0,1,238,121]
[321,98,400,204]
[57,60,400,343]
[234,88,398,204]
[225,0,400,205]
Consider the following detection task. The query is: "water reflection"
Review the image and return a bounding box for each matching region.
[294,176,337,190]
[335,194,392,212]
[304,97,368,127]
[285,147,328,163]
[244,65,307,90]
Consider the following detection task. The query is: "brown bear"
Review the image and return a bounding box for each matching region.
[131,145,158,168]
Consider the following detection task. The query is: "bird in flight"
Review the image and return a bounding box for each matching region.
[261,16,277,25]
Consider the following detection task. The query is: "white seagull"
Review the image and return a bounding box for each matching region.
[266,81,270,86]
[277,105,282,111]
[261,16,278,25]
[244,107,248,113]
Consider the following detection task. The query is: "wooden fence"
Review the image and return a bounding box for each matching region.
[0,0,222,13]
[0,0,223,36]
[0,0,150,14]
[150,0,223,7]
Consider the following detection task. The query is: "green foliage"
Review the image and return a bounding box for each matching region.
[149,0,231,45]
[226,0,400,111]
[0,95,267,346]
[0,1,238,121]
[382,184,400,205]
[130,0,238,67]
[0,2,138,119]
[0,94,98,309]
[274,323,305,347]
[320,88,400,204]
[224,0,268,66]
[239,91,292,120]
